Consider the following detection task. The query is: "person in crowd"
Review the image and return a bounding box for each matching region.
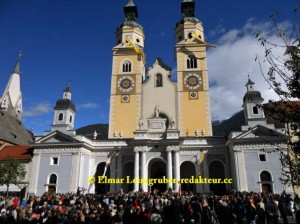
[0,190,299,224]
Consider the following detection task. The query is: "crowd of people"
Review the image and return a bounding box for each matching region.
[0,189,299,224]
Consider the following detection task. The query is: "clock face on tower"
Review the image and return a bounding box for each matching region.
[117,76,135,92]
[184,73,201,90]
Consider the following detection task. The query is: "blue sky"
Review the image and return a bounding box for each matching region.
[0,0,299,135]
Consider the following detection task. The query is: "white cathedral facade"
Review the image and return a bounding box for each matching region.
[0,0,293,196]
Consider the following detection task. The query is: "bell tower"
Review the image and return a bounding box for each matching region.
[175,0,212,136]
[108,0,146,139]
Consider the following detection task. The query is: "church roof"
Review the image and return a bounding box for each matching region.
[0,145,33,161]
[76,124,109,140]
[125,0,135,7]
[64,85,71,93]
[243,91,264,103]
[0,110,34,145]
[13,60,20,75]
[246,78,255,86]
[54,99,76,112]
[176,17,202,27]
[117,0,143,31]
[118,21,143,31]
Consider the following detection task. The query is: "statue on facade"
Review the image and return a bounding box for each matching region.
[138,117,144,129]
[170,118,175,129]
[155,105,159,118]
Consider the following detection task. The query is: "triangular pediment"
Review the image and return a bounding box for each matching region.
[233,125,286,140]
[35,130,81,144]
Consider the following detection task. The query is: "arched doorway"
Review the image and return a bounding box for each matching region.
[95,162,110,194]
[47,174,57,194]
[122,162,134,192]
[149,159,167,193]
[180,161,196,193]
[260,171,273,193]
[209,160,226,195]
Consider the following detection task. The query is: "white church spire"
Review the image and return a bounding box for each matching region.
[0,52,23,120]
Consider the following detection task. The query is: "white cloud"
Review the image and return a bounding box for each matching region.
[208,19,292,121]
[77,102,99,110]
[23,102,52,117]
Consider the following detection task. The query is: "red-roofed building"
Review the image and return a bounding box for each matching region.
[0,145,33,198]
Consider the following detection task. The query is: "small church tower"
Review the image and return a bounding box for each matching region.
[51,84,76,134]
[241,77,273,130]
[0,52,23,120]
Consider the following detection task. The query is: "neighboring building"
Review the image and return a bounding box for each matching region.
[0,0,292,196]
[0,55,33,149]
[227,78,291,193]
[0,145,34,198]
[0,55,34,197]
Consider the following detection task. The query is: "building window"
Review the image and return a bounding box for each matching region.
[122,61,131,72]
[58,113,63,121]
[187,56,197,69]
[51,157,59,165]
[48,174,57,194]
[260,170,273,193]
[49,174,57,184]
[259,154,266,162]
[253,106,259,114]
[156,74,163,87]
[69,115,72,123]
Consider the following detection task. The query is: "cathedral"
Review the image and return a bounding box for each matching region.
[0,0,294,196]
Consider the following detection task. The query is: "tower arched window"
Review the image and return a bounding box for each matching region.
[253,106,259,115]
[156,74,163,87]
[58,113,64,121]
[122,61,131,72]
[69,115,73,123]
[187,56,197,69]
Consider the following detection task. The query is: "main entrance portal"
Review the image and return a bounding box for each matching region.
[149,159,167,193]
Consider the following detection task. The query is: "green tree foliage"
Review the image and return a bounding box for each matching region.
[0,156,26,197]
[256,8,300,189]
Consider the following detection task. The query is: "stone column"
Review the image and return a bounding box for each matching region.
[134,148,140,192]
[88,157,96,194]
[203,150,210,192]
[166,147,173,190]
[141,150,147,192]
[173,147,180,192]
[28,152,41,195]
[115,155,123,192]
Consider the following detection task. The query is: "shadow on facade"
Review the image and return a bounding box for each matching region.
[180,161,196,192]
[209,160,226,195]
[95,162,110,194]
[149,159,166,193]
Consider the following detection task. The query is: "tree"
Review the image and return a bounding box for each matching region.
[256,8,300,190]
[0,156,26,197]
